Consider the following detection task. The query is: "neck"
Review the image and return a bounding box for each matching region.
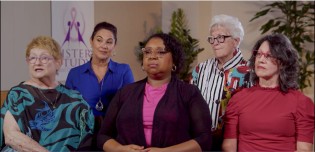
[147,74,171,87]
[259,77,279,88]
[28,78,58,89]
[217,48,237,68]
[92,57,109,67]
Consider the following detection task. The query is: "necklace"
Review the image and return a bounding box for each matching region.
[38,88,60,109]
[95,78,104,111]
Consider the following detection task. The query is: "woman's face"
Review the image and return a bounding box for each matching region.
[209,26,239,63]
[255,41,280,81]
[142,37,173,79]
[90,29,116,61]
[27,48,61,80]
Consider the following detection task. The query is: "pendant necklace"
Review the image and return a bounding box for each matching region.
[39,88,60,109]
[95,78,104,111]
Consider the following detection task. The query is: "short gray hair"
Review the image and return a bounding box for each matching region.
[209,14,244,46]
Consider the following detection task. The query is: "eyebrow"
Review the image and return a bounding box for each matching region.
[96,35,114,40]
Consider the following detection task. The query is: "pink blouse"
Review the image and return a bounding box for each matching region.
[143,82,168,146]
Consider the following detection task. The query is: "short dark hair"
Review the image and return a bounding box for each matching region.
[90,21,117,44]
[249,33,299,93]
[143,33,185,74]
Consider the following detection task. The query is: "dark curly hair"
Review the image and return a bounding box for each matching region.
[249,33,299,93]
[142,33,185,74]
[90,21,117,44]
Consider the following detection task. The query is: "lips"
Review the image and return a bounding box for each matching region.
[34,68,44,72]
[256,65,266,69]
[148,64,158,68]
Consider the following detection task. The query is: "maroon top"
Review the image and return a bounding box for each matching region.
[224,85,314,151]
[97,76,212,150]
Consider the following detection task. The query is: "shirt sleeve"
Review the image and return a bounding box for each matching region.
[65,69,74,89]
[122,65,134,85]
[188,86,212,151]
[97,89,122,149]
[224,94,240,139]
[295,94,314,143]
[77,101,95,150]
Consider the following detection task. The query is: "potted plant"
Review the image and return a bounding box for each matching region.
[250,1,314,91]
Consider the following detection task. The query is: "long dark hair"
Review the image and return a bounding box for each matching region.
[249,33,299,93]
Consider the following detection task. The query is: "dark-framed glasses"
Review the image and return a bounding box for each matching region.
[207,35,232,44]
[27,55,54,64]
[253,50,276,61]
[141,47,170,58]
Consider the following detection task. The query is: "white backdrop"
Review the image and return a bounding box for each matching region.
[52,1,94,83]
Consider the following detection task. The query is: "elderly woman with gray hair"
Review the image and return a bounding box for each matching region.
[191,14,251,151]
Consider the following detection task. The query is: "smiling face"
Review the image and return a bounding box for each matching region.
[90,29,116,61]
[209,25,239,64]
[142,37,173,80]
[27,48,61,80]
[254,41,280,81]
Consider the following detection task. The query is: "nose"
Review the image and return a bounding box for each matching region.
[257,56,267,63]
[101,42,108,49]
[34,58,41,64]
[212,38,219,45]
[148,52,159,59]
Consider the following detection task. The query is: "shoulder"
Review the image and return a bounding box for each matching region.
[59,84,83,98]
[109,60,132,72]
[192,58,215,75]
[119,78,145,91]
[230,87,254,100]
[68,62,89,74]
[288,90,314,104]
[197,58,215,67]
[171,78,201,97]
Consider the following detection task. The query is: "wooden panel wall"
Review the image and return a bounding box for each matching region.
[1,91,8,107]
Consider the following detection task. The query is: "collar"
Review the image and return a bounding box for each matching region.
[80,58,114,74]
[215,48,244,71]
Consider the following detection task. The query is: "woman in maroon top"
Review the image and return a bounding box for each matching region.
[97,33,212,152]
[222,33,314,151]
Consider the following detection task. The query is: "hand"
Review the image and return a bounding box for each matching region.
[117,144,147,152]
[144,147,165,152]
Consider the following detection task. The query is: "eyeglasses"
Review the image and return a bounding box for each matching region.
[141,47,170,58]
[27,55,54,64]
[207,35,232,44]
[253,50,276,61]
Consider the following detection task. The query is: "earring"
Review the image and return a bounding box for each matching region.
[172,65,177,71]
[112,51,116,56]
[141,66,145,71]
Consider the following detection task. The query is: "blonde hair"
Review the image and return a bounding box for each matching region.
[25,36,62,61]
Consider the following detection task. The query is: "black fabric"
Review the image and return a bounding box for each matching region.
[97,76,212,151]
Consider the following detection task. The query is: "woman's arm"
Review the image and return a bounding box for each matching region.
[296,141,313,152]
[103,139,146,152]
[222,139,237,152]
[145,139,201,152]
[3,111,48,152]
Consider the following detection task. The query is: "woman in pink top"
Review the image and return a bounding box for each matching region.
[222,33,314,151]
[97,33,212,152]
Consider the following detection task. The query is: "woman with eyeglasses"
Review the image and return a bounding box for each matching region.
[97,33,212,152]
[0,36,94,151]
[223,33,314,151]
[191,14,251,151]
[65,21,134,151]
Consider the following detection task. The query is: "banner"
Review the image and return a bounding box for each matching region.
[52,1,94,83]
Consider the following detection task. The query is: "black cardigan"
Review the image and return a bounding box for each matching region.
[97,76,212,150]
